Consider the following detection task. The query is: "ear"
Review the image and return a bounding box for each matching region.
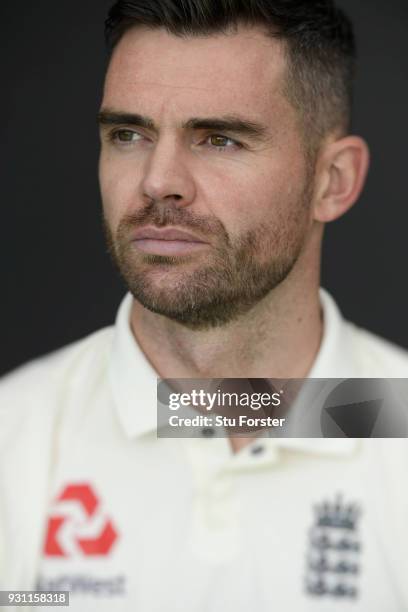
[313,136,370,223]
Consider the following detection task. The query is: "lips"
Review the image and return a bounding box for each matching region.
[131,225,209,256]
[132,226,206,243]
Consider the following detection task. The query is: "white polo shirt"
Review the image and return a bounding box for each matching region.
[1,289,408,611]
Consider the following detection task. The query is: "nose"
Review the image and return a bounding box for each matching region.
[140,135,196,209]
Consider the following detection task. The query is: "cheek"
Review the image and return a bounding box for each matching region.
[99,153,141,231]
[201,163,299,237]
[245,154,310,222]
[197,162,271,234]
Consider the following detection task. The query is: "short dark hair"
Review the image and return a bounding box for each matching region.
[104,0,356,155]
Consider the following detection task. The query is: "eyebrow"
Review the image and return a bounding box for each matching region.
[97,109,269,141]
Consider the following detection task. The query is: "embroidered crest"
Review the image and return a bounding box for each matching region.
[305,494,362,599]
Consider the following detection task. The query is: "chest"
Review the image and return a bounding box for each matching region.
[35,436,404,611]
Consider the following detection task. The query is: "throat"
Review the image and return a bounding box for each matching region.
[130,291,323,380]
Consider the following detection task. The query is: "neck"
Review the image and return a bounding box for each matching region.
[129,248,323,380]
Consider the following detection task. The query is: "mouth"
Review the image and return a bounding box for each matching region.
[131,226,209,256]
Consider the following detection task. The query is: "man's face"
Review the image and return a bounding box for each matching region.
[99,25,315,329]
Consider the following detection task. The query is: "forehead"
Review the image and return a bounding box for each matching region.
[103,25,289,121]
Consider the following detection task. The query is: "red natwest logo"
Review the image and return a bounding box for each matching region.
[44,483,118,557]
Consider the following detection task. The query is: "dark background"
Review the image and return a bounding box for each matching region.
[1,0,407,376]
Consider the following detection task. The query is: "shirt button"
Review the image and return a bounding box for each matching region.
[251,445,264,456]
[201,427,215,438]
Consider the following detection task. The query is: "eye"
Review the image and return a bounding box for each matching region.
[110,129,143,145]
[206,134,242,150]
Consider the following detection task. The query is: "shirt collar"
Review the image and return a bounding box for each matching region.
[108,289,358,456]
[108,292,158,439]
[308,288,360,378]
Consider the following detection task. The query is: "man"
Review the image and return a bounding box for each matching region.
[1,0,408,610]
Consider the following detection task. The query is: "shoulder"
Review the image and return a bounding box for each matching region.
[0,326,114,439]
[0,325,114,392]
[345,320,408,377]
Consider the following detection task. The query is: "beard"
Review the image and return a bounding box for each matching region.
[103,185,312,330]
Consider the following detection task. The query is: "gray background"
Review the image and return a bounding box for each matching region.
[1,0,407,376]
